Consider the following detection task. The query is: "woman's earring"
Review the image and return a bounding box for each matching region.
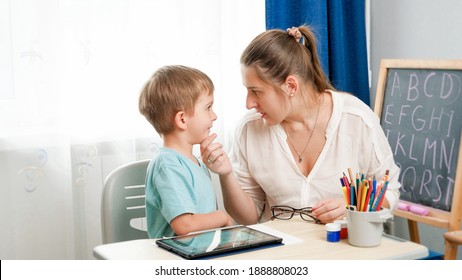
[286,85,295,97]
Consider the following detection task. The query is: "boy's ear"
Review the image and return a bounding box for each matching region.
[174,111,188,130]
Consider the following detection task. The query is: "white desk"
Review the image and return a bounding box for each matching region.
[93,217,428,260]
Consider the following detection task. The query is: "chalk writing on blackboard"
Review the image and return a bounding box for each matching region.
[380,69,462,211]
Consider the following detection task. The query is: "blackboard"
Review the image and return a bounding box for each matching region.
[378,65,462,211]
[374,60,462,232]
[374,60,462,259]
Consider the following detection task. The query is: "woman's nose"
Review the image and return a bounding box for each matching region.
[246,93,256,110]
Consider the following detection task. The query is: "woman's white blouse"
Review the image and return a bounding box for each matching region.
[230,91,401,222]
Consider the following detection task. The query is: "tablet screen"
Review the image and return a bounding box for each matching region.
[155,225,283,259]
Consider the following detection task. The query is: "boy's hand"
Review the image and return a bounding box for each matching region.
[200,133,232,175]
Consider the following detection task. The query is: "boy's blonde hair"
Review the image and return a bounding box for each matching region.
[139,65,214,136]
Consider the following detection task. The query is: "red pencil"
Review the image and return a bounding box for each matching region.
[374,181,389,211]
[362,179,374,211]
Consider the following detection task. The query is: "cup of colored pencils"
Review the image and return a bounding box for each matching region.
[340,168,389,212]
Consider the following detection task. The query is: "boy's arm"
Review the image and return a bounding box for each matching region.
[170,210,234,236]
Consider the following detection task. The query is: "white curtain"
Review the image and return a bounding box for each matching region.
[0,0,265,259]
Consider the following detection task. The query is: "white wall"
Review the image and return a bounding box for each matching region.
[369,0,462,259]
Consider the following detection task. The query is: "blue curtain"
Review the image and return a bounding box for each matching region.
[266,0,370,106]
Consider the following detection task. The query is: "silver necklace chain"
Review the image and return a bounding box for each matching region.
[283,95,322,163]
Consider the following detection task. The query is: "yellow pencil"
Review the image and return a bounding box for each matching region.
[342,187,348,206]
[360,182,368,211]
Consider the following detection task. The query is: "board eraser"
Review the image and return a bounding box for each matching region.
[409,205,429,216]
[398,202,411,211]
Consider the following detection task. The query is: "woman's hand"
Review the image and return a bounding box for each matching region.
[311,197,346,224]
[200,133,232,175]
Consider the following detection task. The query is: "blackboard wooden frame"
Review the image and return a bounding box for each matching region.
[374,59,462,259]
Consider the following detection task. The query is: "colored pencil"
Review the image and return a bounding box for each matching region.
[360,181,368,211]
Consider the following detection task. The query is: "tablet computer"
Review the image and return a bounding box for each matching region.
[155,225,283,259]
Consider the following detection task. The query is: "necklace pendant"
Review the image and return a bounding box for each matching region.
[298,157,302,163]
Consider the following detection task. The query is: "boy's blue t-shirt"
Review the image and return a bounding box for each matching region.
[145,148,218,238]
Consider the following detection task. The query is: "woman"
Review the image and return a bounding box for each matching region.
[202,26,400,224]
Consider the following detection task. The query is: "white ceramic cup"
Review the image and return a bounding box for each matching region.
[346,208,393,247]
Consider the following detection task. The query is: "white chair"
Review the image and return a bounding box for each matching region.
[101,159,151,244]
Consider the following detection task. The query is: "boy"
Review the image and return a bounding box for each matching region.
[139,65,234,238]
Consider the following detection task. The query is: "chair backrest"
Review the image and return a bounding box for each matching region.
[101,159,151,244]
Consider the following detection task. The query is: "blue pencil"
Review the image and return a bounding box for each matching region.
[371,181,388,211]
